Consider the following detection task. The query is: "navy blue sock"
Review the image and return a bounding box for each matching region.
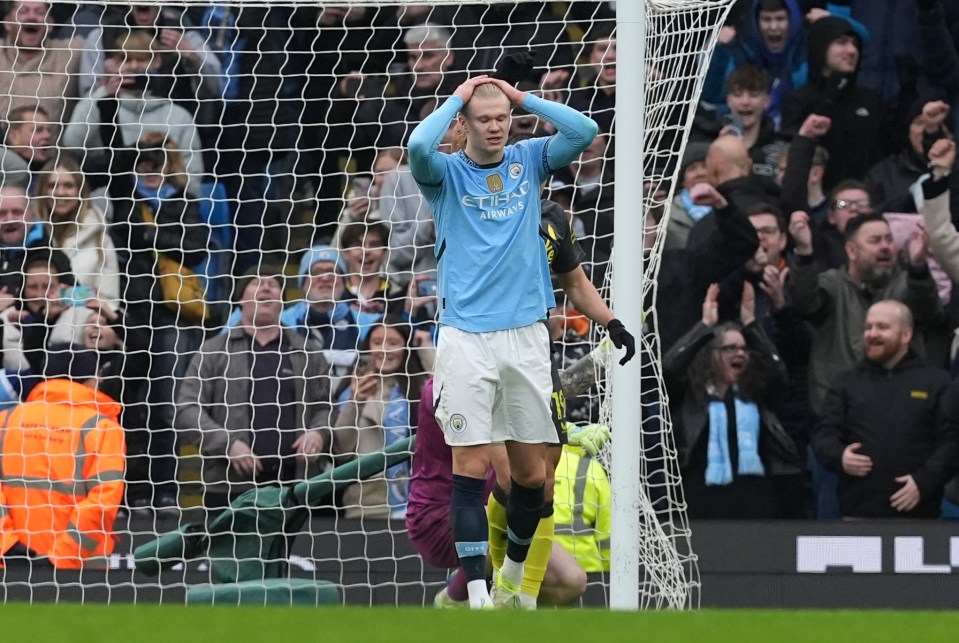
[451,474,488,583]
[505,477,544,564]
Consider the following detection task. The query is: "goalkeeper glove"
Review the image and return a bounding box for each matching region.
[492,49,537,85]
[565,422,611,457]
[606,318,636,365]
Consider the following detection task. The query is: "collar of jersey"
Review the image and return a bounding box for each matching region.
[458,149,504,170]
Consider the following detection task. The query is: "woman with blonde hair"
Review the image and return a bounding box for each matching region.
[35,155,120,303]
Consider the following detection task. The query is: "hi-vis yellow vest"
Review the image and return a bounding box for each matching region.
[553,445,611,572]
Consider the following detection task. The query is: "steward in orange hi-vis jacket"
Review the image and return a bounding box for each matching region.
[0,372,125,570]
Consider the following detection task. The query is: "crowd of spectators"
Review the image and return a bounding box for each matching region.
[4,0,959,554]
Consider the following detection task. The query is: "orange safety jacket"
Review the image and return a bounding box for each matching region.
[0,379,125,569]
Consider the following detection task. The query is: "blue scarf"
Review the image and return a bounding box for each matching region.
[134,177,179,213]
[680,188,713,223]
[705,395,765,486]
[382,382,410,519]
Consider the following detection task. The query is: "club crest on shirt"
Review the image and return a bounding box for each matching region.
[509,163,523,179]
[449,413,468,434]
[486,173,504,193]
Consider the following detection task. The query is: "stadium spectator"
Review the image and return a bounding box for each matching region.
[0,1,83,127]
[78,3,224,125]
[337,221,407,341]
[715,203,814,466]
[175,267,332,509]
[665,142,713,250]
[280,244,360,384]
[919,139,959,287]
[777,113,831,225]
[34,156,119,304]
[1,249,86,372]
[560,133,614,275]
[864,98,959,216]
[812,300,959,518]
[781,16,888,190]
[0,103,53,193]
[331,148,404,240]
[656,181,761,354]
[63,29,204,195]
[569,22,616,134]
[0,344,125,569]
[98,113,211,511]
[381,155,437,283]
[722,66,785,179]
[0,183,44,293]
[331,314,430,520]
[69,301,153,512]
[804,179,872,271]
[664,284,805,519]
[686,134,779,251]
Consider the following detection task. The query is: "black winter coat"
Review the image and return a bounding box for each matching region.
[813,350,959,518]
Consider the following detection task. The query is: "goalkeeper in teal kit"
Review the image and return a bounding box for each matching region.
[407,74,633,608]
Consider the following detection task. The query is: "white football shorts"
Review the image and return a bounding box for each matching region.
[433,322,554,446]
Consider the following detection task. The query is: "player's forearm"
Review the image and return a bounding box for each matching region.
[523,93,599,170]
[407,96,462,184]
[558,267,614,327]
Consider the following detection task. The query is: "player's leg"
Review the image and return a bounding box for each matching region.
[486,444,511,572]
[537,541,588,606]
[435,327,497,609]
[406,503,469,607]
[519,363,567,601]
[498,440,547,604]
[492,323,554,607]
[520,444,561,601]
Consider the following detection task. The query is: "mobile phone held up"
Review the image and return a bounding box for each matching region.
[60,285,95,307]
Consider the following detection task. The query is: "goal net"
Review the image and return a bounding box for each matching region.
[0,0,732,608]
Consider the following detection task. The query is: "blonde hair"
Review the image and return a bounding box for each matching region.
[116,29,157,62]
[37,156,106,266]
[473,83,506,101]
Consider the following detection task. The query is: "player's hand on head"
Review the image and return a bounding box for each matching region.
[485,77,527,107]
[453,75,490,103]
[605,318,636,365]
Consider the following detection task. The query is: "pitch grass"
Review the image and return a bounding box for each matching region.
[4,605,959,643]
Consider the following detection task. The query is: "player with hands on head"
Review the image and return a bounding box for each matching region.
[407,69,602,608]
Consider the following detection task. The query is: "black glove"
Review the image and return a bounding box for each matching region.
[492,49,537,85]
[606,318,636,365]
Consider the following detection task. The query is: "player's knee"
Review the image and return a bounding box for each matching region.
[566,564,588,602]
[508,457,546,488]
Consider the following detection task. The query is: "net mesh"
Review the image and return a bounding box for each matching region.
[0,0,732,607]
